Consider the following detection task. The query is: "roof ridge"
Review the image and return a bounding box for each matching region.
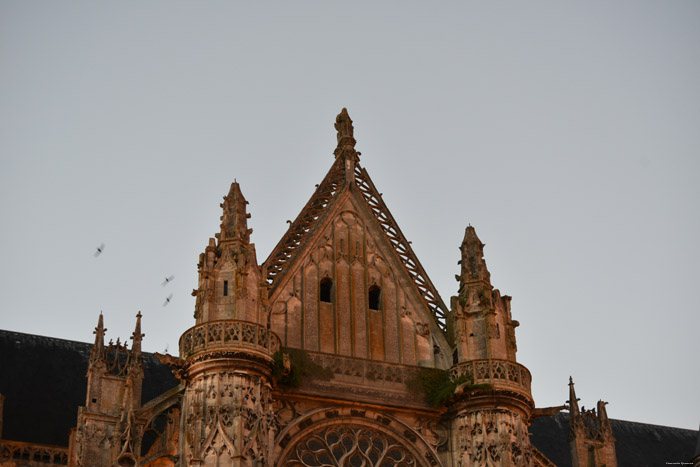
[609,418,700,433]
[0,328,171,358]
[553,411,698,432]
[0,329,93,347]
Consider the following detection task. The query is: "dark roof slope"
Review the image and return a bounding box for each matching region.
[530,412,571,465]
[0,330,178,447]
[530,412,699,467]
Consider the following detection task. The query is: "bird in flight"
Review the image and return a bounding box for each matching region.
[162,275,175,286]
[163,293,173,307]
[94,243,106,257]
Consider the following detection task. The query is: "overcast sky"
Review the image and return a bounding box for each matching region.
[1,2,698,431]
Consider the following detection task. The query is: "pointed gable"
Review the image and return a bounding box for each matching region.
[263,109,450,367]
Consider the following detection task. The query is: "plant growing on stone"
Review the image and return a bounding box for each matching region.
[411,368,491,408]
[272,347,333,388]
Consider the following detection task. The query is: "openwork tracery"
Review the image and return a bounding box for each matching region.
[104,339,131,376]
[284,425,419,467]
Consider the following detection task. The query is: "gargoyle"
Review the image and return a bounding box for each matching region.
[532,405,568,419]
[155,352,186,380]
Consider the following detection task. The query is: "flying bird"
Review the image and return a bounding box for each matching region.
[94,243,106,257]
[163,293,173,307]
[162,275,175,286]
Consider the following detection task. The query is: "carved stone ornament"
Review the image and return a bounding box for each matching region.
[183,372,274,465]
[456,410,533,467]
[415,322,430,337]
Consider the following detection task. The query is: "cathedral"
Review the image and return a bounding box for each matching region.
[0,109,697,466]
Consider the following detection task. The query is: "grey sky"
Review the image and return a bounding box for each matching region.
[1,2,698,430]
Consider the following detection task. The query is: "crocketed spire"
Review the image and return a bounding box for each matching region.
[460,225,492,287]
[130,312,144,355]
[90,312,106,362]
[219,181,251,244]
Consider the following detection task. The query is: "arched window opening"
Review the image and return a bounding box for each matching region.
[320,277,333,303]
[369,285,381,310]
[223,280,229,297]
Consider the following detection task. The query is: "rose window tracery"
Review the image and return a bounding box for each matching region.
[284,425,419,466]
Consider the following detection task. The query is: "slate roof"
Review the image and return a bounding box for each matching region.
[0,329,179,447]
[530,412,699,467]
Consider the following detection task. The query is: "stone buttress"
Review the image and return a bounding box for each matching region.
[567,377,617,467]
[69,313,146,467]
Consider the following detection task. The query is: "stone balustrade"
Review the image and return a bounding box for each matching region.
[307,351,419,385]
[450,359,532,394]
[0,439,68,466]
[179,319,280,359]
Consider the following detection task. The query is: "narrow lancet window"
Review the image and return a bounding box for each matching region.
[223,280,228,296]
[368,285,381,310]
[320,277,333,303]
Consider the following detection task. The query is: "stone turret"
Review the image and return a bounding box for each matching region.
[568,377,617,467]
[449,226,535,466]
[453,226,519,362]
[179,182,278,466]
[193,182,262,325]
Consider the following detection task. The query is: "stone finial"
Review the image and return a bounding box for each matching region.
[334,108,359,161]
[335,108,354,143]
[460,226,491,286]
[219,181,252,244]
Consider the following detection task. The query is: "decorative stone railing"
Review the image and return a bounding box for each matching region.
[0,439,68,465]
[450,359,532,394]
[306,351,421,385]
[179,319,280,359]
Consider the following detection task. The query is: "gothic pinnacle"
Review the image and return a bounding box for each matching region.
[219,181,252,244]
[94,312,105,345]
[334,108,359,161]
[91,312,106,361]
[568,376,581,417]
[460,225,492,286]
[131,312,144,355]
